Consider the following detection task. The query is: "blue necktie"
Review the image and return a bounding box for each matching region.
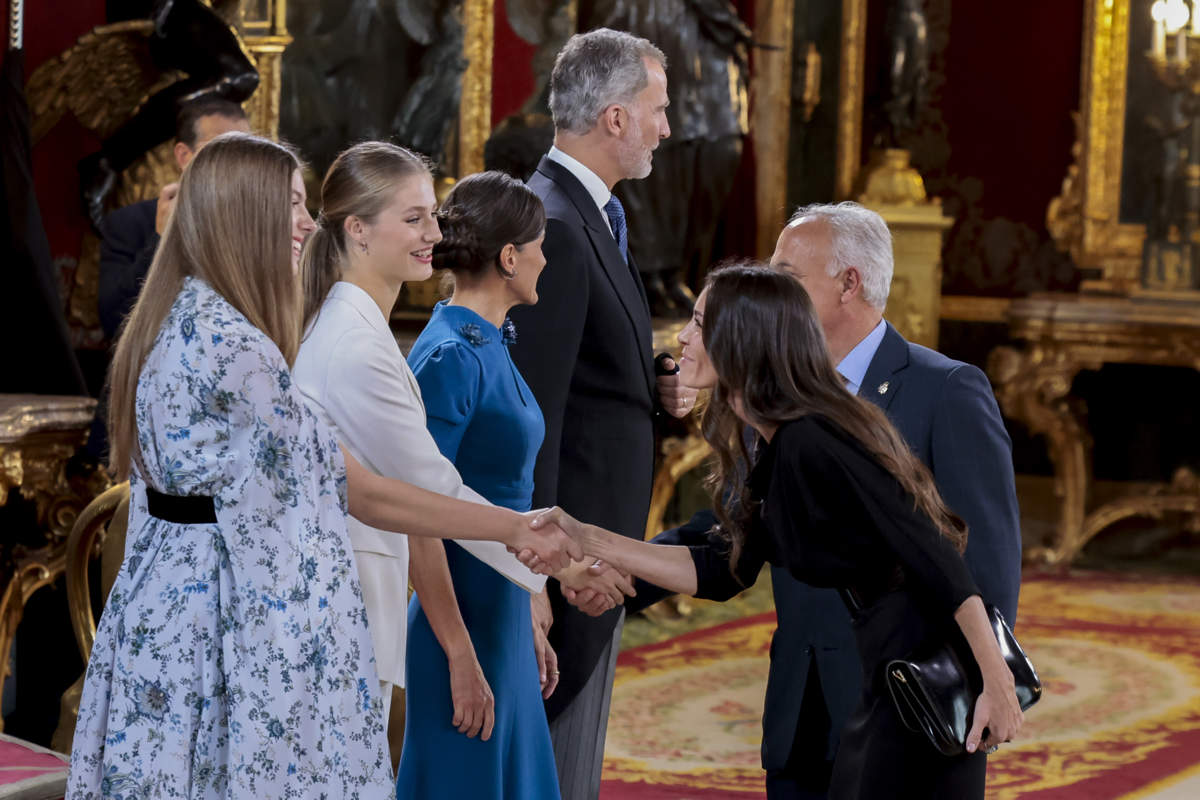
[604,194,629,263]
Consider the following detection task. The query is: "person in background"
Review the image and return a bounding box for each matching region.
[97,96,249,339]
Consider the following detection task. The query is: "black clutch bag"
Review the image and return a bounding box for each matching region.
[884,606,1042,757]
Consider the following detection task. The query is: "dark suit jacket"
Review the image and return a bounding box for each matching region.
[630,322,1022,770]
[509,156,658,720]
[98,198,158,338]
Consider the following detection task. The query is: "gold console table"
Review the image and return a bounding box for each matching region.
[0,395,107,730]
[988,295,1200,565]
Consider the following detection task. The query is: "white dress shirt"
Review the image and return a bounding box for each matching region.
[546,146,619,240]
[294,281,545,688]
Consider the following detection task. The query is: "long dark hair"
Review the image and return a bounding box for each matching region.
[300,141,431,331]
[434,171,545,280]
[699,263,967,568]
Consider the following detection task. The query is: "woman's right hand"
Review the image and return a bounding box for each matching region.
[968,675,1023,754]
[512,508,584,574]
[448,649,495,741]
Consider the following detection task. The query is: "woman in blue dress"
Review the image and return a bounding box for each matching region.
[397,172,561,799]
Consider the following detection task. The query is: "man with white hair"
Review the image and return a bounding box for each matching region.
[507,27,695,800]
[621,202,1021,799]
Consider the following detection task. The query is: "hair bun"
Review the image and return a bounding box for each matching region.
[433,209,487,272]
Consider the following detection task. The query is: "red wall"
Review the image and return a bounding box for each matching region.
[941,2,1083,230]
[23,1,107,271]
[491,0,538,126]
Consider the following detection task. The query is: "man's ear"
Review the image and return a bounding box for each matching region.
[600,104,625,137]
[174,142,193,170]
[840,267,863,301]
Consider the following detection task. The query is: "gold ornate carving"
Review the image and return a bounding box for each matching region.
[987,294,1200,565]
[856,148,928,206]
[1047,1,1143,293]
[860,162,954,349]
[752,0,795,257]
[799,42,822,123]
[458,0,495,177]
[26,20,170,145]
[1046,111,1084,262]
[51,482,130,754]
[645,432,711,541]
[835,0,867,201]
[938,295,1013,324]
[238,0,292,139]
[0,395,109,734]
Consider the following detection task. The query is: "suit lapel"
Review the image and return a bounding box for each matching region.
[537,159,655,394]
[857,322,909,412]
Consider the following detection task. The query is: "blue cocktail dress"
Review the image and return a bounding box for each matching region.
[396,301,560,799]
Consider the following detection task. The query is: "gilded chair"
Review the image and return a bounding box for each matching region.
[50,482,130,754]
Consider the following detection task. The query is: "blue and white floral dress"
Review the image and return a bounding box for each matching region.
[68,277,394,799]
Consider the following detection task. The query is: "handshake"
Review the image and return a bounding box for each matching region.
[508,507,637,617]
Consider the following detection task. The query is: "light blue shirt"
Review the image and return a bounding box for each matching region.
[836,319,887,396]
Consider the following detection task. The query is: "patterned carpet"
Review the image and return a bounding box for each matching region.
[600,570,1200,799]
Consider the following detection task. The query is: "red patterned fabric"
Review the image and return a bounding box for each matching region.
[0,734,68,800]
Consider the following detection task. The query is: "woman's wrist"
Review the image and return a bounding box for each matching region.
[444,639,477,666]
[577,526,609,569]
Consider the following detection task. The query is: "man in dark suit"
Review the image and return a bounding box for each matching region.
[98,97,248,338]
[507,28,694,800]
[621,202,1022,799]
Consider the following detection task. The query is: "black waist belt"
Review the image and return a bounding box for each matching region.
[146,487,217,524]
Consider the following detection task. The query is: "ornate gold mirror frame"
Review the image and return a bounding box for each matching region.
[458,0,494,177]
[836,0,866,202]
[754,0,866,254]
[1047,0,1143,293]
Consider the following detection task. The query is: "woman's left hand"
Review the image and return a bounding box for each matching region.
[532,621,559,699]
[967,676,1023,754]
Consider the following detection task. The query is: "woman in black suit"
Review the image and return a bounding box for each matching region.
[531,263,1023,799]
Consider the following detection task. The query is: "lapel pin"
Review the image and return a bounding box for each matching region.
[877,381,889,395]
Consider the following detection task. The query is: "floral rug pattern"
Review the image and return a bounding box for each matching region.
[601,570,1200,799]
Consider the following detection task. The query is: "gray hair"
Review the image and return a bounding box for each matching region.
[548,28,667,135]
[788,202,894,309]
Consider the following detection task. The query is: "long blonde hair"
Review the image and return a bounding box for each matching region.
[300,141,431,331]
[107,133,302,479]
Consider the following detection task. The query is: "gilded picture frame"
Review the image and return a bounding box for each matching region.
[1047,0,1144,293]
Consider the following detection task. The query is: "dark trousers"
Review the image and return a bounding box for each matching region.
[765,661,835,800]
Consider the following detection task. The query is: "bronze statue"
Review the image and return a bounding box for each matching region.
[281,0,466,178]
[1145,90,1190,243]
[74,1,259,230]
[881,0,929,146]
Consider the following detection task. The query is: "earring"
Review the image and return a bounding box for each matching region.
[359,240,369,255]
[497,264,517,281]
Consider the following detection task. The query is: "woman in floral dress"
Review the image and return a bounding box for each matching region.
[67,134,579,799]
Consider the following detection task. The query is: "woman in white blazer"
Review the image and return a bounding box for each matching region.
[294,142,628,766]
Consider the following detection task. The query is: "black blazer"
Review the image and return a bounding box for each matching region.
[98,198,158,338]
[508,156,658,720]
[630,323,1022,770]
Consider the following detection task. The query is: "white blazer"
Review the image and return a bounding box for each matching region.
[294,281,545,687]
